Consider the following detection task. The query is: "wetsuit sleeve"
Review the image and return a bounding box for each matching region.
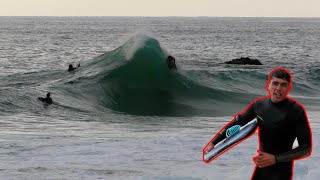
[211,102,256,145]
[275,108,312,162]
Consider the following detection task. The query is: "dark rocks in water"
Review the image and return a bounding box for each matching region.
[225,57,262,65]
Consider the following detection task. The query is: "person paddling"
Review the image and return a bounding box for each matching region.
[166,56,177,70]
[68,63,80,71]
[38,92,53,104]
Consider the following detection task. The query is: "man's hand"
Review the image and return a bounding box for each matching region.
[253,151,276,168]
[204,143,215,154]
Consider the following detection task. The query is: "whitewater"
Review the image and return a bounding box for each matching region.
[0,17,319,179]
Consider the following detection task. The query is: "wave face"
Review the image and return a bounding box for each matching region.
[1,33,319,117]
[47,34,261,116]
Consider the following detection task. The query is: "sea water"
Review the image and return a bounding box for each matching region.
[0,17,319,179]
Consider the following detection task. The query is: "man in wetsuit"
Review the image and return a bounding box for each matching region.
[38,92,53,104]
[204,68,312,180]
[68,63,80,71]
[166,56,177,70]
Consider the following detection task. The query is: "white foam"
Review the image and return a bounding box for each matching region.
[227,165,254,180]
[294,160,319,180]
[123,31,153,60]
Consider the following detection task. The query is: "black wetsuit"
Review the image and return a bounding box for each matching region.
[39,97,53,104]
[212,97,312,180]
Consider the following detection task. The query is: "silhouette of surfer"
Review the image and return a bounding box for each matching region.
[38,92,53,104]
[166,56,177,70]
[68,63,80,71]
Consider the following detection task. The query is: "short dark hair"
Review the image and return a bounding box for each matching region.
[269,69,291,83]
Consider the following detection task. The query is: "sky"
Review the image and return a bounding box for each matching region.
[1,0,320,17]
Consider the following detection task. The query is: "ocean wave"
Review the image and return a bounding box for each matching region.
[58,35,259,116]
[2,34,319,117]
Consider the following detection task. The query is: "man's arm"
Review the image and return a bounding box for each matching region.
[204,101,258,155]
[275,108,312,162]
[211,101,257,145]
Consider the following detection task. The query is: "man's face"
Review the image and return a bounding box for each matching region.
[268,77,291,103]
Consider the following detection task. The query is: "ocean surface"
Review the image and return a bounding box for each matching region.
[0,17,319,179]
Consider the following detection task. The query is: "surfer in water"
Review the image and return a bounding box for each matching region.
[68,63,80,71]
[204,68,312,180]
[38,92,53,104]
[166,56,177,70]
